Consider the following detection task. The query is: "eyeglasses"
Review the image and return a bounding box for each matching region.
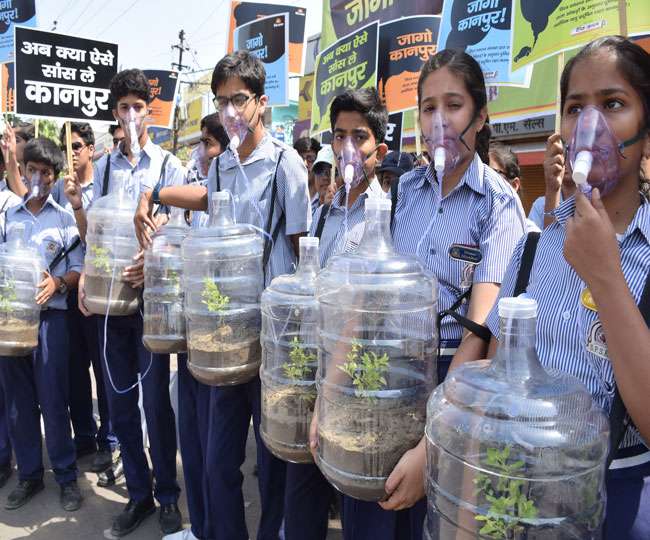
[212,93,256,112]
[60,141,86,152]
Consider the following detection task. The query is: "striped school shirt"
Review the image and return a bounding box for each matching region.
[309,178,385,267]
[485,196,650,450]
[392,153,526,342]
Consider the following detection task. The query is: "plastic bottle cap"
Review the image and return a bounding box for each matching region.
[211,191,230,201]
[498,296,537,319]
[300,236,319,248]
[434,147,446,173]
[344,164,354,185]
[365,197,391,212]
[572,150,593,186]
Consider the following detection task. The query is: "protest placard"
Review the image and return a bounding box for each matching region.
[377,16,440,114]
[0,0,35,63]
[311,21,379,135]
[1,61,12,112]
[510,0,650,72]
[14,27,118,122]
[143,69,180,129]
[322,0,443,49]
[438,0,531,86]
[228,1,306,75]
[234,12,289,107]
[385,112,403,152]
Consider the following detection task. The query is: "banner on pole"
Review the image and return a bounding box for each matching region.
[14,27,118,122]
[0,0,36,63]
[144,69,180,129]
[385,112,403,152]
[1,61,13,112]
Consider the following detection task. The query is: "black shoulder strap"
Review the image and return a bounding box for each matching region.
[606,272,650,468]
[513,232,541,296]
[314,203,330,240]
[390,178,399,228]
[49,236,81,273]
[215,156,221,192]
[262,150,285,284]
[152,153,171,217]
[101,156,111,196]
[437,288,492,344]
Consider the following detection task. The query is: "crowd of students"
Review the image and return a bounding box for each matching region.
[0,34,647,540]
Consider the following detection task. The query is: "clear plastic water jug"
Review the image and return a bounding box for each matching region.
[315,197,438,501]
[84,176,140,316]
[424,297,609,540]
[261,236,320,463]
[143,207,189,354]
[182,191,264,386]
[0,223,43,356]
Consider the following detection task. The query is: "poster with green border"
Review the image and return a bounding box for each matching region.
[310,21,379,135]
[510,0,650,72]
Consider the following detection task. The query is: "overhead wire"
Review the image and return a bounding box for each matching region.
[96,0,143,37]
[65,1,95,33]
[188,0,227,39]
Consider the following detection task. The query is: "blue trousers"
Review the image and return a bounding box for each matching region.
[67,293,116,453]
[178,353,214,539]
[605,455,650,539]
[284,462,335,540]
[97,312,179,504]
[0,375,11,467]
[341,497,426,540]
[0,310,76,485]
[205,375,287,540]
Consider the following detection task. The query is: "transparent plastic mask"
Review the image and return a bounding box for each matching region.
[337,136,366,191]
[422,110,461,180]
[120,106,145,158]
[568,105,621,197]
[219,102,250,151]
[26,171,46,200]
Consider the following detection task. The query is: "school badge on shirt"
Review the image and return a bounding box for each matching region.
[586,320,608,359]
[449,244,482,290]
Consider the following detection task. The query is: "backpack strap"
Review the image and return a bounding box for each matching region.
[101,156,111,196]
[513,232,541,296]
[215,156,221,192]
[437,288,492,344]
[314,203,330,240]
[48,236,81,273]
[262,150,285,284]
[606,272,650,468]
[390,177,399,228]
[152,153,171,217]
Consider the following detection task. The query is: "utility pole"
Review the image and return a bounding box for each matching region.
[171,29,190,154]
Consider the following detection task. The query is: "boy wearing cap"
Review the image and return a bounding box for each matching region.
[377,151,414,193]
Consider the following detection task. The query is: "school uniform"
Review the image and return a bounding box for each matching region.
[310,193,320,216]
[175,162,216,539]
[204,134,311,540]
[51,178,116,457]
[186,158,210,229]
[485,196,650,540]
[338,154,526,540]
[93,139,185,506]
[0,196,83,486]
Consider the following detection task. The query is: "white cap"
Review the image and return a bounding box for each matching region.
[498,296,537,319]
[300,236,319,248]
[211,191,230,201]
[314,144,334,167]
[572,150,593,186]
[365,197,391,212]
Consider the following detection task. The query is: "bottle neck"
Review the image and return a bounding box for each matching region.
[296,242,320,275]
[357,205,394,255]
[208,196,235,227]
[491,316,545,383]
[167,206,186,227]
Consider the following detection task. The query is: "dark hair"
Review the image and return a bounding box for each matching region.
[417,49,491,163]
[23,137,66,176]
[108,124,123,136]
[59,122,95,147]
[211,50,265,97]
[330,88,388,143]
[200,113,230,149]
[109,68,152,106]
[14,122,34,142]
[488,142,520,180]
[560,36,650,128]
[294,137,321,156]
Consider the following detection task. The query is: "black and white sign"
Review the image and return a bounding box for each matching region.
[385,112,403,152]
[14,27,118,122]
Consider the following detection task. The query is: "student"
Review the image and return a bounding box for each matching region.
[317,49,526,540]
[46,122,116,475]
[2,122,34,197]
[109,124,125,152]
[165,113,228,540]
[0,138,83,511]
[312,144,336,210]
[452,36,650,540]
[528,133,577,229]
[289,88,388,540]
[76,69,185,537]
[377,151,414,193]
[488,142,539,232]
[294,137,322,213]
[134,50,311,540]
